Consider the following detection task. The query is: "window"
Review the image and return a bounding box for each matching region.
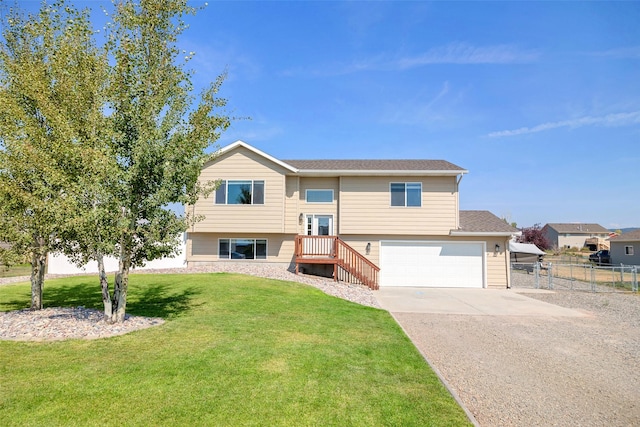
[215,180,264,205]
[306,189,333,203]
[390,182,421,207]
[219,239,267,260]
[625,246,634,256]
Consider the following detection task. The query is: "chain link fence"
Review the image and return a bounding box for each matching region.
[511,262,638,293]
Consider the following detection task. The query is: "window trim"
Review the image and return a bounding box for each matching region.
[390,182,422,207]
[215,179,265,205]
[625,245,634,256]
[305,189,334,204]
[218,238,268,260]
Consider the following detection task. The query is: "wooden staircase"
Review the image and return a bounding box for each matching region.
[294,235,380,290]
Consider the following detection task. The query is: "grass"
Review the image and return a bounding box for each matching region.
[0,263,31,278]
[0,273,470,426]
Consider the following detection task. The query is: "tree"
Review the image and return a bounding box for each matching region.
[0,1,103,309]
[99,0,230,323]
[0,0,230,320]
[518,224,550,250]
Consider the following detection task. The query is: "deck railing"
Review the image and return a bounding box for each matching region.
[294,235,379,290]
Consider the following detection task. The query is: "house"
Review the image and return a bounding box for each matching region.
[609,230,640,266]
[542,223,610,250]
[186,141,519,289]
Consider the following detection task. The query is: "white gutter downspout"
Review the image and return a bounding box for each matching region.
[455,173,464,230]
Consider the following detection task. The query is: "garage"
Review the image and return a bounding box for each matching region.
[379,241,485,288]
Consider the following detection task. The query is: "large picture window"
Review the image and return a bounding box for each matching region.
[390,182,421,207]
[215,180,265,205]
[219,238,267,260]
[306,189,333,203]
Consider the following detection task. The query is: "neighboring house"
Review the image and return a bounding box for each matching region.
[609,230,640,266]
[542,223,610,250]
[186,141,519,289]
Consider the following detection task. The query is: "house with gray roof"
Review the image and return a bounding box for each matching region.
[609,230,640,266]
[542,223,610,250]
[187,140,520,289]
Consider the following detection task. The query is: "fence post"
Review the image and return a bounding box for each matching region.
[633,266,638,293]
[548,262,553,290]
[534,262,540,289]
[590,265,596,292]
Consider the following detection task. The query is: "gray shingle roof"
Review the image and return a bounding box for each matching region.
[610,229,640,241]
[282,159,465,172]
[544,223,609,234]
[458,210,520,233]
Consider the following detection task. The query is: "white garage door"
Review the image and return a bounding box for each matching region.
[380,241,484,288]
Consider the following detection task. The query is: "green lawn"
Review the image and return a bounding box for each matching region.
[0,273,470,426]
[0,263,31,278]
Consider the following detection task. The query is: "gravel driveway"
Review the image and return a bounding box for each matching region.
[393,278,640,426]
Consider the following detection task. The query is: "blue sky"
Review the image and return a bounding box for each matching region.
[15,1,640,229]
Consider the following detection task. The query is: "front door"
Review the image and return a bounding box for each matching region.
[304,215,334,255]
[306,214,333,236]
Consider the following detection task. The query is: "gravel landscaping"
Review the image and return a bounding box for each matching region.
[395,275,640,427]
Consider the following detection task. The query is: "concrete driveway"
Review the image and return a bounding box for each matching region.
[375,287,587,317]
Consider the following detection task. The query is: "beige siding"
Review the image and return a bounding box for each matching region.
[339,176,457,236]
[299,177,340,234]
[486,237,511,289]
[283,176,299,234]
[191,147,290,233]
[187,232,296,264]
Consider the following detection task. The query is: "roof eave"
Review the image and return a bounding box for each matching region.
[295,169,468,177]
[216,140,299,173]
[450,231,522,237]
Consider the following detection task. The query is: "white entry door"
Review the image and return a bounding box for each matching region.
[304,215,333,255]
[306,214,333,236]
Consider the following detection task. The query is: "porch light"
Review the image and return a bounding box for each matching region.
[366,242,371,255]
[495,244,500,253]
[299,213,304,224]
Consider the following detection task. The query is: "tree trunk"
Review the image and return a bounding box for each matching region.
[110,248,131,323]
[97,250,112,321]
[30,249,46,310]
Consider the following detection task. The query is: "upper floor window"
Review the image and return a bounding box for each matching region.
[306,189,333,203]
[215,180,265,205]
[390,182,421,207]
[625,246,634,255]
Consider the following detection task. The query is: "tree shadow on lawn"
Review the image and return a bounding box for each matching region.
[0,278,202,320]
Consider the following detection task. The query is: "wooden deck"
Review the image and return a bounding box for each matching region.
[294,235,379,290]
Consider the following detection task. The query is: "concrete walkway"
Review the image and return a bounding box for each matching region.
[375,287,587,317]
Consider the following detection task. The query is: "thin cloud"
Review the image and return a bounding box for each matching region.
[488,111,640,138]
[425,81,450,109]
[396,42,540,68]
[286,43,539,77]
[589,46,640,59]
